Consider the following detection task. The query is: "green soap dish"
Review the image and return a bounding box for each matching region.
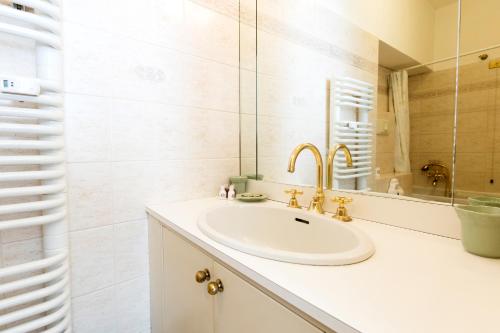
[468,196,500,208]
[454,205,500,258]
[236,193,267,202]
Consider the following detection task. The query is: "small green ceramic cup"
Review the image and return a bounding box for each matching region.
[246,174,264,180]
[229,176,248,194]
[454,205,500,258]
[468,196,500,208]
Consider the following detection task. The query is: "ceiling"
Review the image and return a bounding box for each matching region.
[378,41,433,75]
[379,41,418,70]
[428,0,457,9]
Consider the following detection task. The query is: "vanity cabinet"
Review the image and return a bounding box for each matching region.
[148,217,324,333]
[162,223,214,333]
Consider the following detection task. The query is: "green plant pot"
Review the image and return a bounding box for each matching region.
[454,205,500,258]
[468,196,500,208]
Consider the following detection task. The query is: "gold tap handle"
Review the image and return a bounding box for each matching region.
[331,197,353,222]
[285,189,303,209]
[285,189,303,197]
[331,196,353,206]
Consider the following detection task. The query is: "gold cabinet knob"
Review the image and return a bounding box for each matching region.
[285,189,303,209]
[331,196,353,222]
[195,269,211,283]
[207,279,224,295]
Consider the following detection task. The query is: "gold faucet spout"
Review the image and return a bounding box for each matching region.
[287,143,324,214]
[287,143,323,190]
[327,144,353,190]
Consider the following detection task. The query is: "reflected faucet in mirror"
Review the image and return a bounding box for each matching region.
[327,144,354,190]
[287,143,325,214]
[239,0,495,205]
[421,161,451,197]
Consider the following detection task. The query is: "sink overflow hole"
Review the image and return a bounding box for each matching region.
[294,218,310,224]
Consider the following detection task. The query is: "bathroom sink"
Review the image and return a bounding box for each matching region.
[197,205,375,265]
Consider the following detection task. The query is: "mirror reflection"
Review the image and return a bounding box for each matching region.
[453,0,500,204]
[240,0,462,204]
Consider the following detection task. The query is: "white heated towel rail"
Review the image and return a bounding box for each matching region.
[0,1,70,332]
[331,77,374,191]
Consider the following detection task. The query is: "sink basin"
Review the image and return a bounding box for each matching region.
[198,205,375,265]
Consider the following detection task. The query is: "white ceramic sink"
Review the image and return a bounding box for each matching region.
[198,205,375,265]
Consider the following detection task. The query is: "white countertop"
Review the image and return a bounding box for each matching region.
[146,198,500,333]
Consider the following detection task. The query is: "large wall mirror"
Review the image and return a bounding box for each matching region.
[454,0,500,203]
[240,0,499,205]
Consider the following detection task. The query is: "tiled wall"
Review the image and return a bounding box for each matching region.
[454,58,500,194]
[64,1,240,331]
[381,57,500,197]
[0,0,240,332]
[240,0,379,186]
[239,0,257,178]
[408,59,500,196]
[408,66,456,195]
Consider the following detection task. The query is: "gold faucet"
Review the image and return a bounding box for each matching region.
[331,196,353,222]
[287,143,325,214]
[285,189,303,209]
[326,144,353,190]
[421,161,451,197]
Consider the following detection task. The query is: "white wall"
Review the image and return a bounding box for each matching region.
[318,0,436,64]
[460,0,500,54]
[64,1,240,331]
[0,0,240,332]
[433,2,459,61]
[434,0,500,62]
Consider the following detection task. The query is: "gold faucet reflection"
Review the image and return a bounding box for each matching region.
[287,143,325,214]
[326,144,353,190]
[421,161,451,197]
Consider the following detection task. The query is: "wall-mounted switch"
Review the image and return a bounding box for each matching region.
[1,76,41,96]
[489,59,500,69]
[376,119,389,136]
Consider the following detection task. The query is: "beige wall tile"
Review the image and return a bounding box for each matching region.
[483,173,500,193]
[455,153,492,173]
[2,238,42,267]
[415,133,454,153]
[456,132,493,153]
[398,39,500,196]
[457,111,488,133]
[418,94,455,117]
[455,171,487,192]
[72,287,115,333]
[67,163,113,232]
[458,88,496,113]
[459,62,497,85]
[413,114,454,134]
[376,152,395,174]
[70,227,114,297]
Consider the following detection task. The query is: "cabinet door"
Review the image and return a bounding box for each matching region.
[163,227,214,333]
[213,262,323,333]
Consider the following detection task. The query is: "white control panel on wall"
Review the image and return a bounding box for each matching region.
[1,76,40,96]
